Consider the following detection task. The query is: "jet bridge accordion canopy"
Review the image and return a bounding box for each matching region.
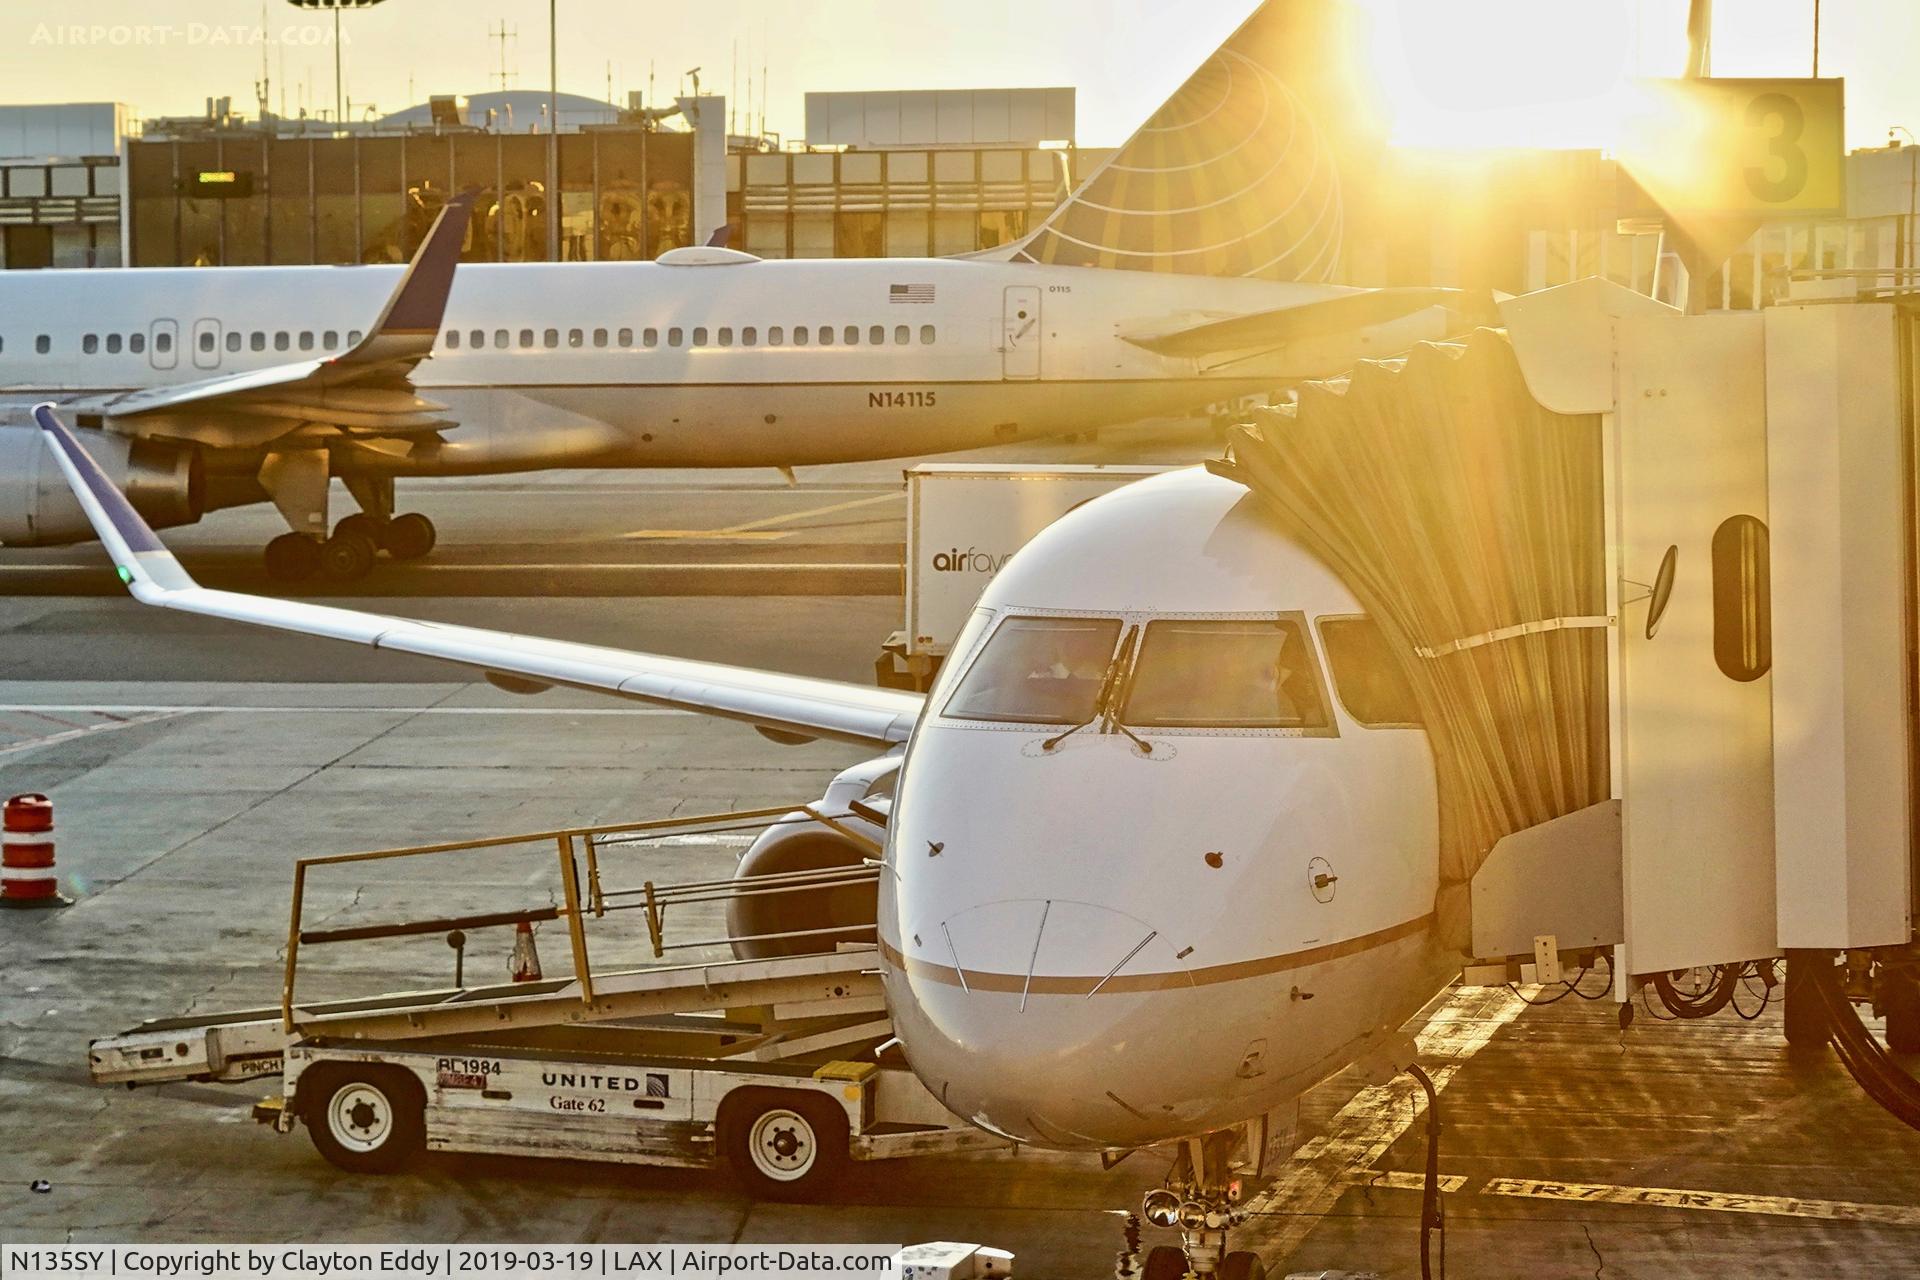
[1215,330,1609,952]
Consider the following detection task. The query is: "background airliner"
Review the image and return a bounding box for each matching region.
[0,0,1468,584]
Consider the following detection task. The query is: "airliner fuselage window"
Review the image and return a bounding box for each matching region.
[1121,618,1330,730]
[942,615,1123,726]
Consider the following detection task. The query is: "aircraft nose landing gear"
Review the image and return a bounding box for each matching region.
[1123,1130,1266,1280]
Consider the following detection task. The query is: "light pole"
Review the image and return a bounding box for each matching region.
[1894,126,1918,280]
[285,0,386,131]
[547,0,559,261]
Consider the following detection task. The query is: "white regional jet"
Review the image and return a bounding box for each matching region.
[0,0,1468,585]
[38,402,1456,1279]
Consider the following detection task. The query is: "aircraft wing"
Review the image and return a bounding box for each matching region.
[1121,287,1477,359]
[64,193,474,428]
[33,404,924,750]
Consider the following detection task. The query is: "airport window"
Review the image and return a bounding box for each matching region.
[130,333,145,354]
[1712,515,1771,682]
[894,325,910,345]
[199,332,215,354]
[299,332,314,351]
[225,332,241,353]
[446,330,459,349]
[869,325,885,345]
[1122,619,1331,731]
[468,330,484,349]
[769,326,784,346]
[1317,617,1422,728]
[618,328,633,347]
[793,327,809,347]
[36,335,47,355]
[494,330,509,348]
[743,327,758,347]
[844,325,860,345]
[154,332,170,353]
[83,334,98,354]
[106,334,122,355]
[920,325,936,344]
[668,328,684,347]
[942,615,1124,726]
[819,327,834,346]
[568,329,583,348]
[251,332,265,352]
[324,332,340,351]
[593,328,608,348]
[718,327,733,347]
[519,329,534,348]
[543,329,559,348]
[274,332,290,351]
[693,327,709,346]
[643,328,659,347]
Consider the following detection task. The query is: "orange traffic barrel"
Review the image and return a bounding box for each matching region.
[3,794,72,910]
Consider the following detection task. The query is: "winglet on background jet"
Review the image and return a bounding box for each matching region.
[32,403,193,598]
[345,191,476,362]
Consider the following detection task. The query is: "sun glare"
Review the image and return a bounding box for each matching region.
[1358,0,1691,151]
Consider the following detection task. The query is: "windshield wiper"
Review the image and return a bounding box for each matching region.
[1041,625,1139,754]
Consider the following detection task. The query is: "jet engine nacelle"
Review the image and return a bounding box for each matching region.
[0,425,203,546]
[727,755,897,960]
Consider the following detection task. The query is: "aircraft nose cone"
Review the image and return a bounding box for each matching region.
[886,897,1215,1147]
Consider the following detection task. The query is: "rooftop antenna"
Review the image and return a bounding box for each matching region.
[255,2,271,120]
[759,29,768,138]
[730,38,738,134]
[489,21,519,94]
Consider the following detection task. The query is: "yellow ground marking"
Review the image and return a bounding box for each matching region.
[1233,986,1530,1260]
[625,490,903,541]
[1343,1170,1469,1195]
[1481,1177,1920,1227]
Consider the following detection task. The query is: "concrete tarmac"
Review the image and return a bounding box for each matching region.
[4,425,1920,1276]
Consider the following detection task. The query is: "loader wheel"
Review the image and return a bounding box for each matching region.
[303,1065,425,1174]
[717,1088,848,1201]
[1884,976,1920,1054]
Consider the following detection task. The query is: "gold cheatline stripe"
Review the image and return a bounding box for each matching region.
[878,913,1432,996]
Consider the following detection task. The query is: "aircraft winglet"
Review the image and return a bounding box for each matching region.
[341,191,476,366]
[32,404,194,598]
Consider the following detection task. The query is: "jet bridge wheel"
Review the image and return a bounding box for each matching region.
[300,1063,426,1174]
[716,1087,849,1201]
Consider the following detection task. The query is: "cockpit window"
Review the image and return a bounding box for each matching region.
[1318,616,1423,728]
[941,615,1123,725]
[1120,618,1330,730]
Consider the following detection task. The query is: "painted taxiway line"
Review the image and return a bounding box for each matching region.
[1234,985,1530,1260]
[625,490,905,541]
[0,704,694,716]
[0,709,183,759]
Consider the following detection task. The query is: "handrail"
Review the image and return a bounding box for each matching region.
[280,802,886,1032]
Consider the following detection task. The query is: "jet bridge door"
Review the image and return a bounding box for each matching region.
[1001,287,1041,380]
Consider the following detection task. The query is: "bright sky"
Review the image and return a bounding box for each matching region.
[4,0,1916,152]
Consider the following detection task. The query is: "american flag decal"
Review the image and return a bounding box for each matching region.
[889,283,935,304]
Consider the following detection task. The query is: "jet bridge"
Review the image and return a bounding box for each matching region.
[1218,277,1920,1122]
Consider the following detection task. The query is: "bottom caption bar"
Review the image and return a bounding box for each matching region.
[1,1245,1015,1280]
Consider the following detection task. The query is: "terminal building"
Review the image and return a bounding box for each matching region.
[3,87,1918,312]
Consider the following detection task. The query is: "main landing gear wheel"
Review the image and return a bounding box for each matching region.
[383,512,437,561]
[716,1089,848,1201]
[263,533,321,585]
[303,1065,424,1174]
[319,531,377,582]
